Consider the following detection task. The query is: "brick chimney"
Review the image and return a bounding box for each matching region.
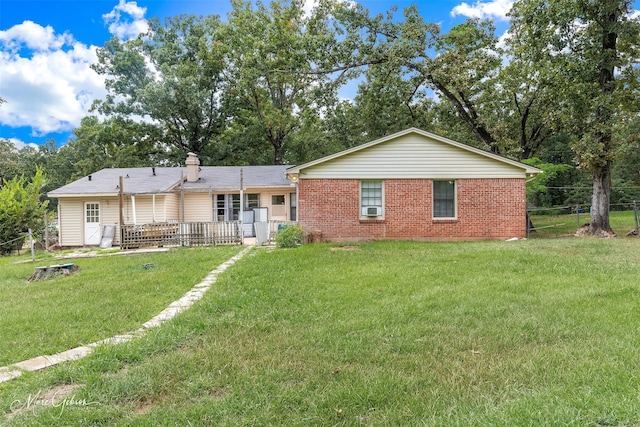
[186,152,200,182]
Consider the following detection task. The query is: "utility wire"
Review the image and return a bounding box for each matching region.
[0,234,28,247]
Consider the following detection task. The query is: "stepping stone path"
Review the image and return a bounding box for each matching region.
[0,246,253,383]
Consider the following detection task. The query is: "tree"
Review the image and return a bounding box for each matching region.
[221,0,344,165]
[0,168,48,255]
[0,139,20,183]
[509,0,640,236]
[92,15,227,163]
[324,6,558,158]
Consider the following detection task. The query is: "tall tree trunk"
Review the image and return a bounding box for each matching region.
[272,136,284,165]
[590,161,614,236]
[587,2,619,237]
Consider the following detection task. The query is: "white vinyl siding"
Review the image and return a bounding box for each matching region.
[58,199,83,246]
[184,193,213,222]
[125,195,170,224]
[300,133,526,179]
[99,197,121,244]
[165,193,180,220]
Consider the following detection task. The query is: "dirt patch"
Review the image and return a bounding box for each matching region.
[210,388,225,399]
[576,223,617,238]
[134,398,155,415]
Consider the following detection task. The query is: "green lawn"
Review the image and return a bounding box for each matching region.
[529,209,638,238]
[2,239,640,426]
[0,246,242,367]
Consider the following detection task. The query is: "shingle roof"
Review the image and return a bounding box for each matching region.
[47,165,291,197]
[184,165,291,190]
[47,167,181,196]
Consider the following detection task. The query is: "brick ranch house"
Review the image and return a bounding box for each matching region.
[285,128,541,242]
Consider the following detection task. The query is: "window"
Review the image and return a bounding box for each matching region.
[215,194,247,221]
[216,195,226,221]
[85,203,100,223]
[290,192,297,221]
[433,180,456,218]
[361,180,383,217]
[245,194,260,209]
[272,195,285,205]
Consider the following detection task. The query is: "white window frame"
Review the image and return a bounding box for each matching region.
[433,180,457,219]
[360,180,384,219]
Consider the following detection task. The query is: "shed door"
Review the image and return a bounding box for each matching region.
[84,202,101,245]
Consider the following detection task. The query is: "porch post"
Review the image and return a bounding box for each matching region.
[240,168,244,244]
[119,176,124,245]
[131,195,137,225]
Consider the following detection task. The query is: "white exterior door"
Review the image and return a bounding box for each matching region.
[84,202,101,245]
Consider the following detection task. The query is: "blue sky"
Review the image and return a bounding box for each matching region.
[0,0,521,149]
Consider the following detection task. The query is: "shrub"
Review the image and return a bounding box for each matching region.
[0,168,48,255]
[275,225,303,248]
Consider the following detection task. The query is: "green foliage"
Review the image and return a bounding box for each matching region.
[508,0,640,233]
[522,157,573,206]
[0,168,48,255]
[0,139,20,183]
[92,15,227,163]
[19,0,639,220]
[274,224,303,248]
[222,0,342,165]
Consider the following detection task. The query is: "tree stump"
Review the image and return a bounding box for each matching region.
[27,264,78,282]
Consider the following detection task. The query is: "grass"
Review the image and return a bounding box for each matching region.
[2,238,640,425]
[0,246,242,367]
[529,209,638,238]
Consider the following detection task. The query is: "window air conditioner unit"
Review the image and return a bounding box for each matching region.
[362,206,381,217]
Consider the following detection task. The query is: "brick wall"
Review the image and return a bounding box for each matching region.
[297,178,527,241]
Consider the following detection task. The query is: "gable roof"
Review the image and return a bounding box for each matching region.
[286,128,542,179]
[48,165,291,198]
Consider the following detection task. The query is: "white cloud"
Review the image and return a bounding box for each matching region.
[451,0,514,21]
[0,22,106,136]
[0,21,73,52]
[0,1,151,141]
[103,0,149,40]
[6,137,37,150]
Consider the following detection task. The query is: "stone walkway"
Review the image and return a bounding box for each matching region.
[0,245,254,384]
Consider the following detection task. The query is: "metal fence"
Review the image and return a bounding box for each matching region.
[527,202,640,238]
[120,221,242,249]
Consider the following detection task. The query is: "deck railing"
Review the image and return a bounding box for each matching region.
[120,221,242,249]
